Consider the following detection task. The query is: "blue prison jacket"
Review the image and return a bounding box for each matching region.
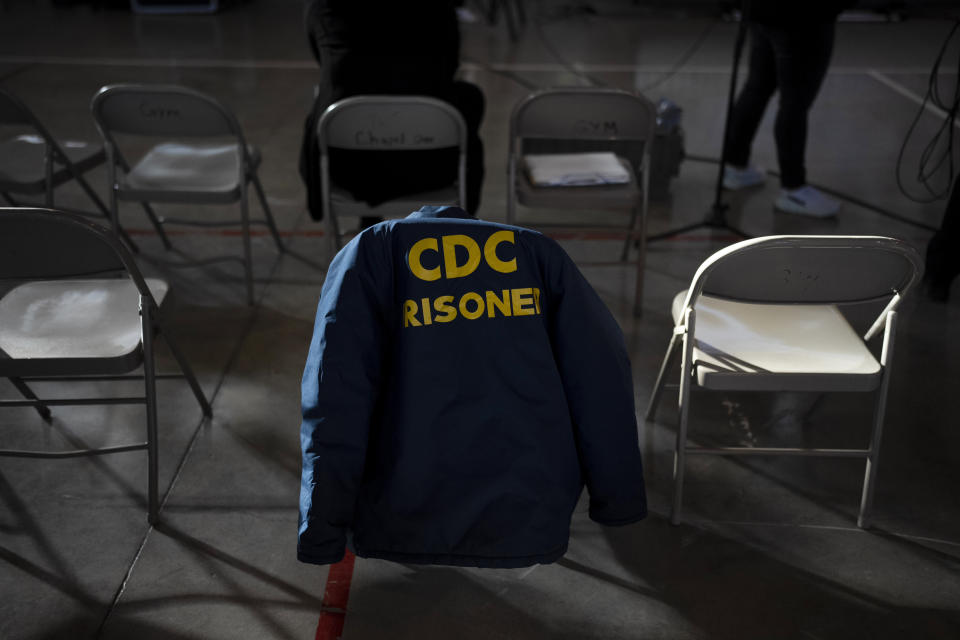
[298,206,646,568]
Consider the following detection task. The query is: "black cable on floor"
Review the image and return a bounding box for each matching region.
[895,19,960,204]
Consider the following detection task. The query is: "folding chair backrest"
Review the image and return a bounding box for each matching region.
[0,208,143,283]
[510,88,656,144]
[91,84,241,139]
[0,89,34,126]
[689,236,922,306]
[318,95,466,153]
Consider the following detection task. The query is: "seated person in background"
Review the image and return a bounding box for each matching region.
[299,0,485,222]
[298,206,647,567]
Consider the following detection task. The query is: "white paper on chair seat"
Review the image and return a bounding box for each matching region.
[523,152,630,187]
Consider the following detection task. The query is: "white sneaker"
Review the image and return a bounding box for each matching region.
[774,185,841,218]
[722,165,767,190]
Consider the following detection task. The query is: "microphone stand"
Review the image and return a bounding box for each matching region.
[647,2,752,242]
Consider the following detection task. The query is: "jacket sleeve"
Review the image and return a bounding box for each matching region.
[545,242,647,526]
[298,232,390,564]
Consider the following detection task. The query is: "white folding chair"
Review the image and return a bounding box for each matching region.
[91,84,285,305]
[0,87,169,252]
[0,207,212,524]
[317,95,467,251]
[645,235,922,528]
[507,88,656,315]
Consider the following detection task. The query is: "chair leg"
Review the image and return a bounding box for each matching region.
[109,185,122,240]
[858,311,897,529]
[506,162,517,227]
[114,222,141,255]
[513,0,526,25]
[70,174,141,253]
[250,172,285,253]
[156,320,212,418]
[65,161,109,212]
[139,202,173,250]
[327,204,343,254]
[8,377,52,422]
[671,310,696,526]
[631,164,651,316]
[44,155,54,207]
[112,153,171,249]
[621,207,639,263]
[1,191,18,206]
[645,332,680,421]
[141,301,161,525]
[240,188,255,306]
[502,0,520,41]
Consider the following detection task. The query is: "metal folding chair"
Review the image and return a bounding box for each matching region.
[0,207,212,524]
[91,84,285,305]
[317,95,467,251]
[645,235,922,528]
[0,87,169,252]
[506,88,656,315]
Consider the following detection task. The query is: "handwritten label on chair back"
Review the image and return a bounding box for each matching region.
[97,92,235,138]
[516,92,653,141]
[323,103,460,151]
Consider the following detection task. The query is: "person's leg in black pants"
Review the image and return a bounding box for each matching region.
[926,175,960,301]
[767,22,835,189]
[725,25,778,170]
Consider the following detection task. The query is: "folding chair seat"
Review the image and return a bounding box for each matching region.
[645,235,922,529]
[0,207,212,524]
[91,84,286,305]
[119,142,261,204]
[0,134,104,193]
[0,88,164,251]
[506,88,656,315]
[317,95,467,251]
[0,278,168,376]
[668,293,884,393]
[514,168,640,211]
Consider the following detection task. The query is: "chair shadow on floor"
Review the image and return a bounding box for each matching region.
[1,511,327,640]
[589,515,960,640]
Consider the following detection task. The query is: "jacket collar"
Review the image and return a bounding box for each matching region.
[406,206,473,220]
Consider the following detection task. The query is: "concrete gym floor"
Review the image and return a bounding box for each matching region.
[1,1,959,638]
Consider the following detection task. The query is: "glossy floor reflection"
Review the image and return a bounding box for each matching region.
[1,1,959,639]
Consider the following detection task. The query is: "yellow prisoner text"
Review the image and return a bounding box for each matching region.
[404,288,541,328]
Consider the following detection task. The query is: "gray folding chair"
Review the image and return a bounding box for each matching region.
[91,84,285,305]
[0,207,212,524]
[645,235,922,528]
[0,87,168,252]
[507,88,656,315]
[317,95,467,251]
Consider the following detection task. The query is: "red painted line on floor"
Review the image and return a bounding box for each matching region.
[315,550,357,640]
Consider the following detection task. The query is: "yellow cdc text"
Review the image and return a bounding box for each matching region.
[408,230,517,281]
[404,287,541,328]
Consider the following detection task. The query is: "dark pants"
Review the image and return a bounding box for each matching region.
[725,22,836,189]
[926,175,960,298]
